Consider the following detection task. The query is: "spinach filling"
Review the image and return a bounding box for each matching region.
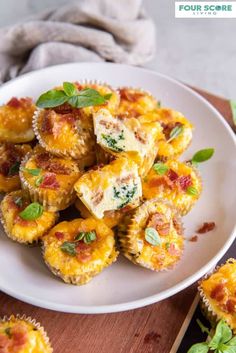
[101,130,125,152]
[113,183,137,209]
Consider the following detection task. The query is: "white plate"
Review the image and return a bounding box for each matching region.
[0,63,235,314]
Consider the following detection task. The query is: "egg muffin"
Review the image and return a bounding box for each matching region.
[142,159,202,215]
[0,190,58,244]
[93,108,162,176]
[20,151,82,212]
[75,198,125,228]
[144,108,193,160]
[43,218,118,285]
[199,259,236,333]
[0,315,52,353]
[74,156,142,219]
[0,97,35,143]
[118,198,184,271]
[0,143,32,193]
[117,87,157,118]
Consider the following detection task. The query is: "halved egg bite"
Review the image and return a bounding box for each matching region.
[0,97,35,143]
[42,218,118,285]
[142,159,202,215]
[0,143,31,193]
[74,156,142,219]
[20,150,82,212]
[0,190,58,244]
[118,198,184,271]
[199,259,236,333]
[0,315,52,353]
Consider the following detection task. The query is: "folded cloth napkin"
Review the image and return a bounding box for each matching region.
[0,0,156,83]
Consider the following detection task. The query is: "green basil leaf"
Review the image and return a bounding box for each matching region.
[209,320,232,349]
[74,232,86,241]
[14,196,23,207]
[186,186,198,196]
[19,202,43,220]
[84,231,97,244]
[5,327,12,338]
[230,100,236,126]
[63,82,78,97]
[145,227,161,246]
[196,319,211,335]
[165,242,171,250]
[167,125,184,143]
[8,162,20,176]
[36,89,68,108]
[60,242,77,256]
[192,148,214,164]
[104,93,112,100]
[35,175,43,187]
[157,101,161,108]
[23,168,41,176]
[153,162,169,175]
[68,88,106,108]
[187,342,209,353]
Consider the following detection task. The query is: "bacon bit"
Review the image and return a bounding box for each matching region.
[168,243,180,256]
[35,153,71,175]
[178,175,192,191]
[40,173,59,190]
[210,283,226,301]
[225,298,236,314]
[167,169,179,182]
[190,235,198,242]
[118,175,132,184]
[7,97,32,109]
[60,113,76,125]
[41,111,53,134]
[76,242,92,263]
[173,216,182,235]
[158,223,170,236]
[162,122,181,140]
[120,205,132,213]
[0,333,9,353]
[11,324,28,347]
[53,103,73,114]
[55,232,64,240]
[147,213,165,228]
[14,216,36,227]
[74,82,83,90]
[92,190,104,206]
[134,130,146,144]
[197,222,216,234]
[149,176,174,189]
[99,120,121,132]
[119,89,144,103]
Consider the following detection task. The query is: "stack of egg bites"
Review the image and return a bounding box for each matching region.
[0,81,202,286]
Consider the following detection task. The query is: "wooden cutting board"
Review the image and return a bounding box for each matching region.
[0,87,234,353]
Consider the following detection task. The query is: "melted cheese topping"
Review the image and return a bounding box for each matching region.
[43,218,118,284]
[0,318,51,353]
[200,259,236,331]
[0,99,35,143]
[142,160,202,215]
[74,156,142,218]
[0,190,58,243]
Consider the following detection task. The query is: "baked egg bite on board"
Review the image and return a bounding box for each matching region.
[20,150,82,212]
[117,87,158,118]
[74,156,142,219]
[74,198,125,228]
[142,159,202,215]
[93,108,162,177]
[0,97,35,143]
[199,259,236,333]
[0,190,58,245]
[146,108,193,160]
[0,315,52,353]
[43,218,118,285]
[118,198,184,271]
[0,143,32,193]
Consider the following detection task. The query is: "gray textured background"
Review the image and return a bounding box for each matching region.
[0,0,235,98]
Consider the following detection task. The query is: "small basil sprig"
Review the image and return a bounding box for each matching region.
[75,231,97,244]
[4,327,12,338]
[8,162,20,176]
[230,100,236,126]
[153,162,169,176]
[14,196,23,207]
[191,148,214,165]
[187,320,236,353]
[60,231,97,256]
[167,124,184,143]
[23,168,41,176]
[186,186,198,196]
[36,82,111,109]
[145,227,161,246]
[19,202,43,220]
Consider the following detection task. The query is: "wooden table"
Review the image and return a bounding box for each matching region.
[0,87,234,353]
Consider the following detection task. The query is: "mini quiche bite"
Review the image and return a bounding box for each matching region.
[93,108,162,176]
[146,108,193,160]
[0,97,35,143]
[117,87,157,118]
[74,156,142,219]
[0,190,58,244]
[118,198,184,271]
[20,151,82,212]
[43,218,118,285]
[199,259,236,333]
[0,143,31,193]
[142,159,202,215]
[0,315,52,353]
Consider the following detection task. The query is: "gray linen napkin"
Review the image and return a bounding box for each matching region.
[0,0,156,83]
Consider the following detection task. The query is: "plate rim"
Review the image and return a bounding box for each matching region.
[0,62,235,314]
